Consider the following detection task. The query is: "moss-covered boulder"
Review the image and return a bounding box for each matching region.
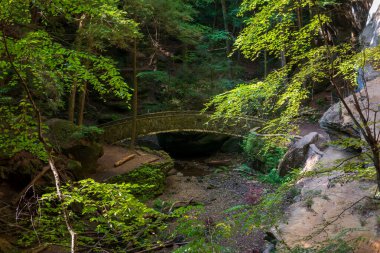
[108,164,166,201]
[46,119,104,175]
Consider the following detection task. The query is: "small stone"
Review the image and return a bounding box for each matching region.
[176,172,184,177]
[206,184,216,189]
[168,168,178,176]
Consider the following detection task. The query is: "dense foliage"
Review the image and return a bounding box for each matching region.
[2,0,380,252]
[242,133,286,173]
[19,179,169,251]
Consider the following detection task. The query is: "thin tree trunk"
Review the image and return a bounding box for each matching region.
[220,0,232,79]
[1,28,77,252]
[68,14,86,123]
[280,50,286,67]
[68,82,77,123]
[313,0,380,192]
[297,0,303,29]
[220,0,230,53]
[264,50,268,78]
[130,39,138,150]
[77,83,87,126]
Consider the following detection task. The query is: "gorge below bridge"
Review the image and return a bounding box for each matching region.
[99,111,264,143]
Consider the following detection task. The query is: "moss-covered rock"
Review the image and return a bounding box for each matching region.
[139,147,174,175]
[46,119,104,175]
[108,165,166,201]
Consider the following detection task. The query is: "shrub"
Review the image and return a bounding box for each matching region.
[242,134,285,173]
[70,125,104,141]
[171,206,232,253]
[258,168,287,185]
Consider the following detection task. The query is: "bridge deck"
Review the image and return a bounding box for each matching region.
[99,111,263,143]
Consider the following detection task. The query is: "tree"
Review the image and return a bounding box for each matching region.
[0,2,77,251]
[206,0,380,191]
[206,0,330,139]
[34,0,139,124]
[0,1,140,251]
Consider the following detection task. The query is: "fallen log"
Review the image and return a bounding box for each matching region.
[205,160,231,166]
[114,154,136,167]
[143,157,159,164]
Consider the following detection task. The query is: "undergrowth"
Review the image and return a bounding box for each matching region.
[18,179,169,251]
[242,134,286,173]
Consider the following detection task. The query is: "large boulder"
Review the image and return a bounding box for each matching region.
[46,119,103,176]
[278,132,327,176]
[319,102,360,139]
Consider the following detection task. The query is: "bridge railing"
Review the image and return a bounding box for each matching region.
[98,111,264,143]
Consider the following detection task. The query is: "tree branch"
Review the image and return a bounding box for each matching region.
[1,26,77,253]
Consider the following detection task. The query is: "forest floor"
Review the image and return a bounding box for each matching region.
[90,145,164,182]
[154,153,269,252]
[93,144,270,252]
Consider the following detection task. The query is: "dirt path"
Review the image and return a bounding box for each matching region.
[90,145,163,181]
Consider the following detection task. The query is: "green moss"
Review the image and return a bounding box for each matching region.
[139,147,174,174]
[108,164,166,201]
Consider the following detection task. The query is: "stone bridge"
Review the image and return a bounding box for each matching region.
[99,111,263,143]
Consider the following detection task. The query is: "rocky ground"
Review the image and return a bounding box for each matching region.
[155,152,269,252]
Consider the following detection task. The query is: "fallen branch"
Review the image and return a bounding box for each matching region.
[250,131,302,140]
[205,160,231,166]
[168,198,194,213]
[0,217,31,232]
[114,154,136,167]
[135,150,145,156]
[143,157,159,164]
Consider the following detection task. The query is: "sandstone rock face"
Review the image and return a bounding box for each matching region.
[319,102,360,139]
[320,2,380,139]
[361,0,380,47]
[278,132,327,176]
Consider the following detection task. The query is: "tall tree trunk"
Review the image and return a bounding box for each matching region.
[68,82,77,123]
[220,0,232,78]
[296,0,303,29]
[68,14,86,123]
[130,39,138,149]
[77,83,87,126]
[264,50,268,78]
[280,50,286,67]
[220,0,230,53]
[77,32,93,126]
